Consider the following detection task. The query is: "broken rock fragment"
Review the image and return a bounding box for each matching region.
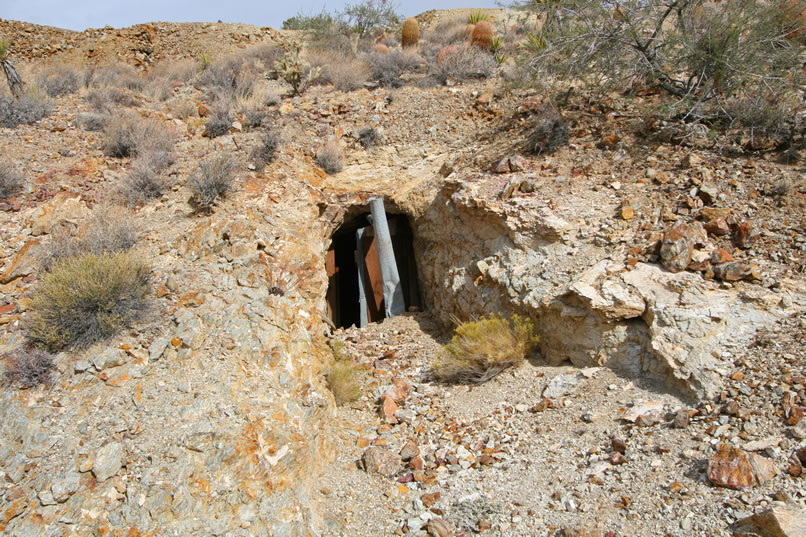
[733,501,806,537]
[708,444,779,490]
[660,222,694,272]
[361,446,400,477]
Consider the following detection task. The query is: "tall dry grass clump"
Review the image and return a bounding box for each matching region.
[433,314,538,383]
[26,251,151,351]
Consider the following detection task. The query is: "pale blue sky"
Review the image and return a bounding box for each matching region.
[0,1,502,31]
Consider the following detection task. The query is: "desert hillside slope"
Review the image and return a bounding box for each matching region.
[1,7,806,537]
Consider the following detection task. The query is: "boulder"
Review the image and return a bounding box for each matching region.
[733,501,806,537]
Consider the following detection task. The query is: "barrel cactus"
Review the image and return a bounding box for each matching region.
[471,21,493,50]
[402,18,419,49]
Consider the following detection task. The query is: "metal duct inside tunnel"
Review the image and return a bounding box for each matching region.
[326,204,420,329]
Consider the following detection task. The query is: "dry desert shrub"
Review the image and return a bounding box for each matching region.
[0,160,24,199]
[433,314,539,383]
[85,63,144,91]
[117,150,174,206]
[428,46,497,85]
[87,87,139,111]
[75,112,107,131]
[309,50,371,92]
[367,49,420,87]
[188,153,238,213]
[315,142,344,174]
[204,100,234,138]
[530,104,569,155]
[3,348,55,388]
[327,342,361,405]
[36,65,81,97]
[103,113,174,159]
[41,209,139,271]
[251,128,282,169]
[0,94,52,128]
[358,126,378,149]
[26,251,151,351]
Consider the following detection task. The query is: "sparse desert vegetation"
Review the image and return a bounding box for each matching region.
[1,4,805,537]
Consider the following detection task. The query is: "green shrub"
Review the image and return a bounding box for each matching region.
[515,0,802,138]
[468,11,490,24]
[188,154,238,213]
[433,314,539,383]
[3,348,55,388]
[26,251,151,351]
[342,0,401,38]
[327,361,362,405]
[274,40,321,96]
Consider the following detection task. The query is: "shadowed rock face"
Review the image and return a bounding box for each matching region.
[414,178,806,400]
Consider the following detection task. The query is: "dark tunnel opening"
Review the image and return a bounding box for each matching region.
[326,212,421,329]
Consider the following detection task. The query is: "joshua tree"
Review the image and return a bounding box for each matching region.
[1,40,24,98]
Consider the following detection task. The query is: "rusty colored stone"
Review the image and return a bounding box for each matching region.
[735,221,754,249]
[421,491,441,508]
[705,217,730,236]
[660,222,693,272]
[380,395,399,424]
[708,444,779,490]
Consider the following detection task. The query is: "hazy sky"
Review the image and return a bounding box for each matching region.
[1,1,502,31]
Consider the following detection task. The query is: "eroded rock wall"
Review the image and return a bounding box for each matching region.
[413,177,806,399]
[0,200,335,536]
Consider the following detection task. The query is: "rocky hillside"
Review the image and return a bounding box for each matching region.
[1,8,806,537]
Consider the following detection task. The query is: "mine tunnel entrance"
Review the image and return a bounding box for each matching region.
[326,207,421,329]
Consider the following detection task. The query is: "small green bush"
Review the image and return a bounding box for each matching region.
[26,251,151,351]
[468,11,490,24]
[433,314,539,383]
[3,348,55,388]
[326,341,362,405]
[188,154,238,213]
[327,361,362,405]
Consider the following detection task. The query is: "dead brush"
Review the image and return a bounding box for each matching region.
[432,314,539,383]
[187,153,238,214]
[3,348,55,388]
